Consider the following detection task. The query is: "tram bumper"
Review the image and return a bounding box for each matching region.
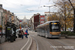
[49,34,61,38]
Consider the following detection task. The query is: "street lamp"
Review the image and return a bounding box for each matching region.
[44,5,51,15]
[43,5,56,21]
[43,5,56,15]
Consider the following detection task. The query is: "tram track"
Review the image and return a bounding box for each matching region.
[31,35,58,50]
[28,30,75,50]
[30,31,58,50]
[36,35,74,50]
[29,31,75,50]
[20,35,33,50]
[46,38,75,50]
[32,37,39,50]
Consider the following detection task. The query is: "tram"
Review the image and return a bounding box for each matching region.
[36,21,61,38]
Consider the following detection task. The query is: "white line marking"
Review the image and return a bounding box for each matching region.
[20,36,30,50]
[27,36,32,50]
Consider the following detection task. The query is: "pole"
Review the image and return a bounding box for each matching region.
[44,5,55,21]
[44,6,51,21]
[1,12,2,26]
[73,8,75,33]
[49,6,50,20]
[49,6,50,15]
[65,16,66,31]
[64,2,66,31]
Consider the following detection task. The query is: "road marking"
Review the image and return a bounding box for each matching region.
[27,36,32,50]
[32,38,39,50]
[55,40,75,50]
[20,36,30,50]
[46,41,57,50]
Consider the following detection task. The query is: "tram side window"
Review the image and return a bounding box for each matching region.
[45,26,47,33]
[44,25,49,33]
[45,25,49,33]
[39,29,41,33]
[44,27,46,33]
[36,29,38,32]
[42,30,44,33]
[38,29,40,33]
[41,28,44,33]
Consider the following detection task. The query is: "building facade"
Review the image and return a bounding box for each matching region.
[30,13,40,30]
[0,4,20,43]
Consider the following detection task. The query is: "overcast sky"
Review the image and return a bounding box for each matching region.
[0,0,58,19]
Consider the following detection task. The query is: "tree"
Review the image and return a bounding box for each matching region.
[68,0,75,33]
[53,0,75,31]
[47,13,59,21]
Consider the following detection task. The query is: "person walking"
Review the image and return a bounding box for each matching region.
[24,29,28,38]
[21,30,24,39]
[18,30,22,38]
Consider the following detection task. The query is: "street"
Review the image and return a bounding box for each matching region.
[0,30,75,50]
[0,0,75,50]
[30,31,75,50]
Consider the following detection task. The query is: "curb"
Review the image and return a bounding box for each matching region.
[65,36,75,39]
[0,36,5,44]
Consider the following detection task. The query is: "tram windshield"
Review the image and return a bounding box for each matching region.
[50,22,60,32]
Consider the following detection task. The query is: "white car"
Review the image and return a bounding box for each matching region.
[16,29,20,32]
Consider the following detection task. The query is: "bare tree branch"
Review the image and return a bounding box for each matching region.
[68,0,74,9]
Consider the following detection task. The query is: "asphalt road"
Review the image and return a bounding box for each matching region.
[0,30,75,50]
[29,31,75,50]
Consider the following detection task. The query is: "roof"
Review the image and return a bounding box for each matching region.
[37,20,59,28]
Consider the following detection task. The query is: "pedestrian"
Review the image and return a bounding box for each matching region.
[21,30,24,39]
[18,30,22,38]
[24,29,28,38]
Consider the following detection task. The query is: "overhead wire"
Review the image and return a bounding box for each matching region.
[37,0,42,10]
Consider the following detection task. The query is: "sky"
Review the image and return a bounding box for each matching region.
[0,0,58,19]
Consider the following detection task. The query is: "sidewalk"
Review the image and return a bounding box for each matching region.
[0,37,28,50]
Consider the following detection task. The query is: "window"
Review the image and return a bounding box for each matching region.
[41,17,44,19]
[41,21,44,23]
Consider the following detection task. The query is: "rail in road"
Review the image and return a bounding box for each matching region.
[0,29,75,50]
[20,35,32,50]
[29,31,75,50]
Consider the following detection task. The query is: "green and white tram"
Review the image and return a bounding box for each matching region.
[36,21,61,38]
